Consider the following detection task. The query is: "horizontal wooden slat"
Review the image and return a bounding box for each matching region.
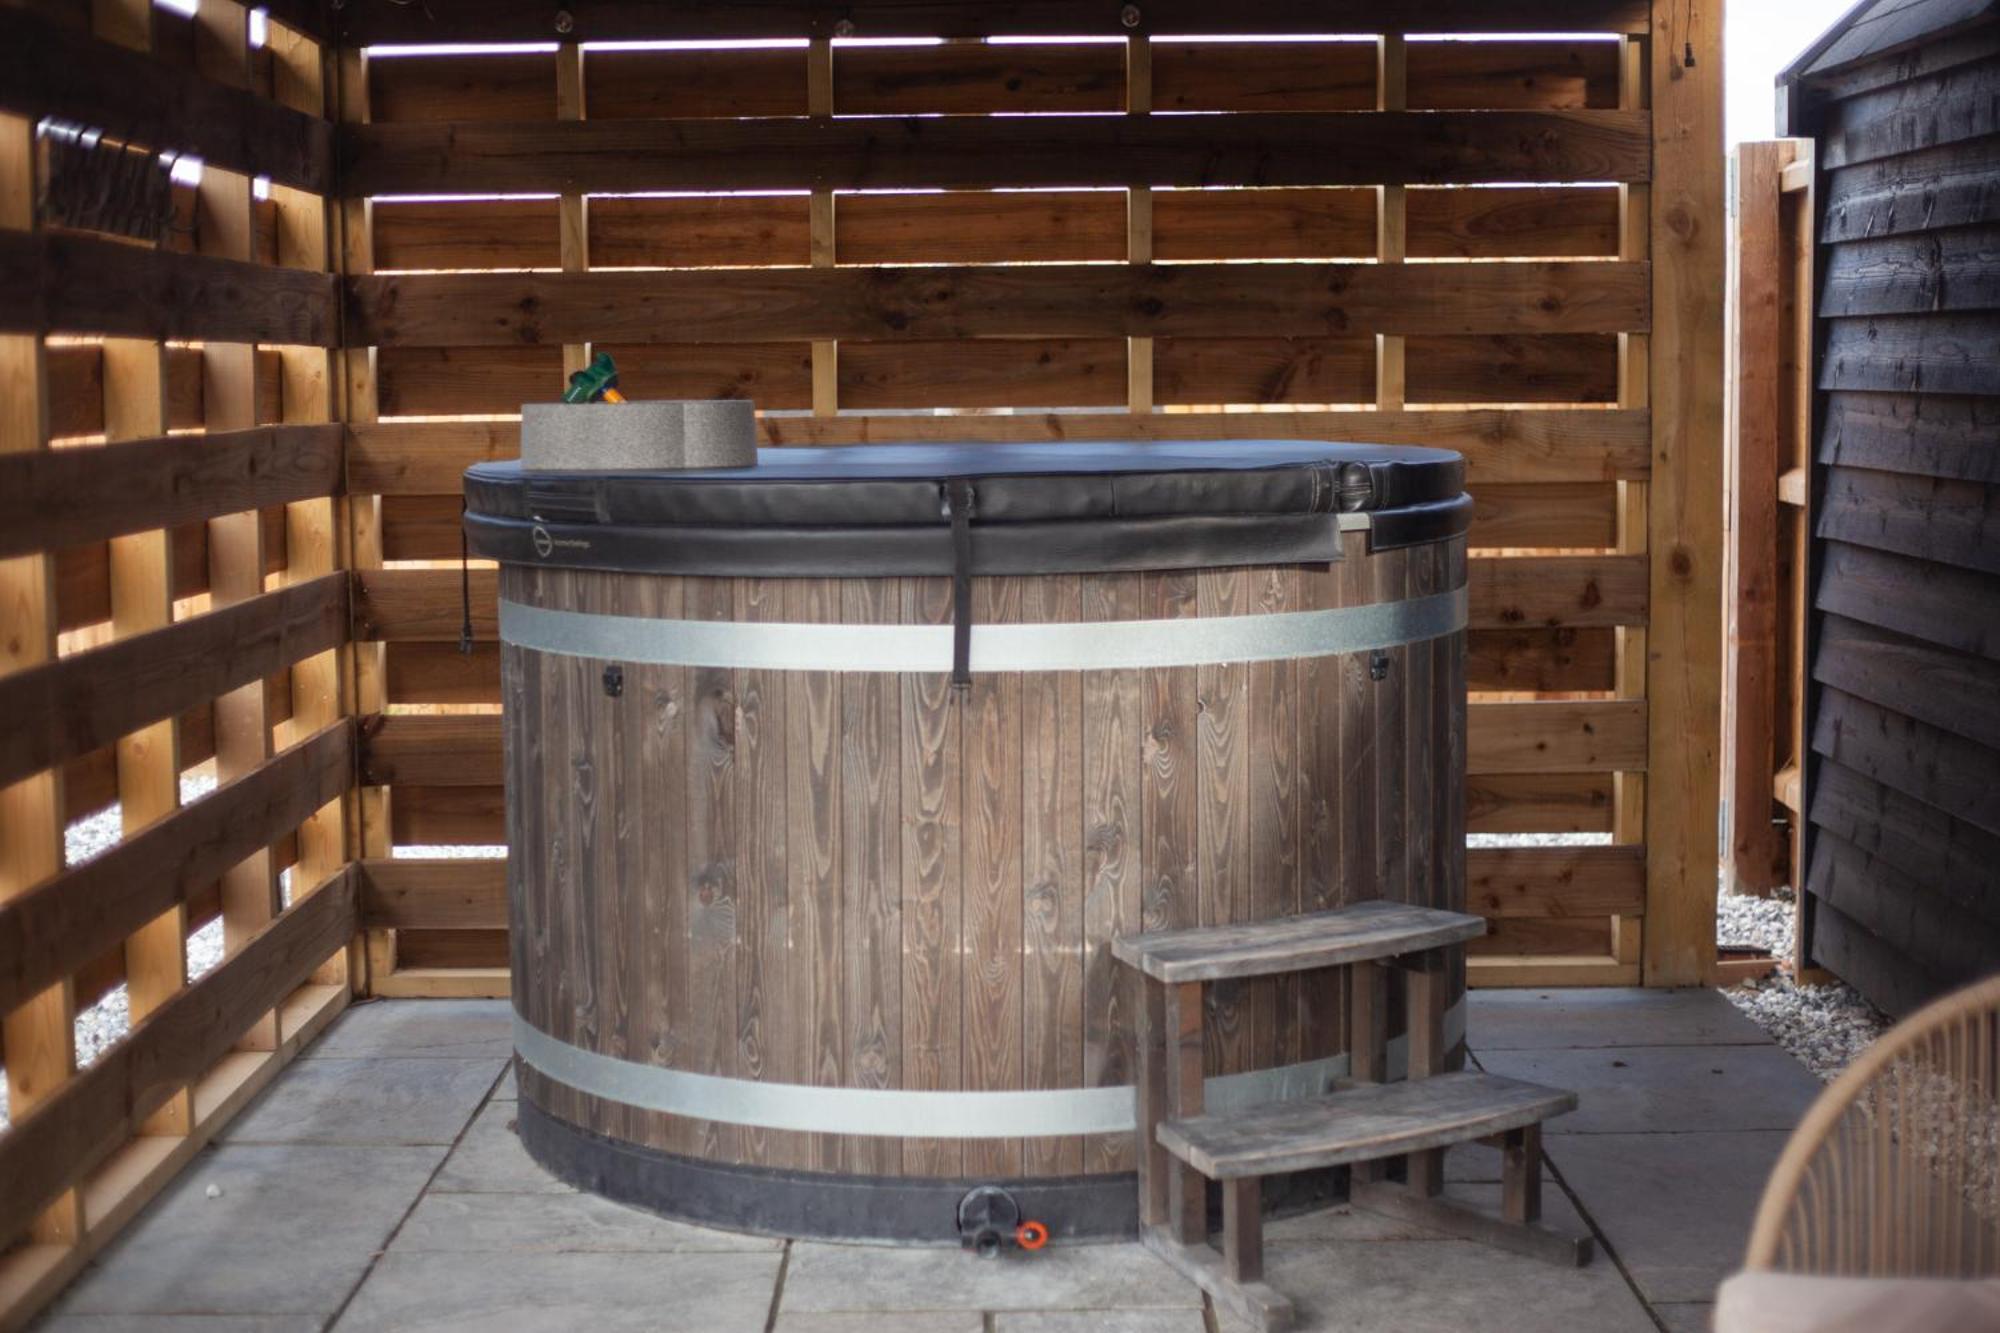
[346,261,1650,346]
[368,52,557,123]
[48,343,213,439]
[0,721,353,1020]
[358,714,499,787]
[591,195,811,269]
[339,111,1653,197]
[1818,223,2000,317]
[376,345,565,416]
[359,857,507,931]
[1813,686,2000,838]
[841,338,1125,409]
[1819,392,2000,484]
[1149,41,1375,112]
[1467,774,1615,833]
[1465,845,1645,918]
[386,641,501,704]
[354,554,1647,643]
[1405,39,1620,110]
[835,41,1123,114]
[1405,334,1620,404]
[1818,464,2000,575]
[1822,138,2000,243]
[55,509,291,633]
[1152,188,1375,261]
[1807,827,2000,992]
[1466,699,1648,774]
[1468,628,1616,693]
[1153,338,1373,406]
[0,575,346,790]
[1810,759,2000,931]
[0,232,337,346]
[0,7,332,191]
[1818,53,2000,170]
[0,867,356,1253]
[1469,483,1618,549]
[1465,554,1648,628]
[372,198,560,272]
[599,342,813,410]
[334,2,1653,44]
[839,191,1125,265]
[391,785,503,846]
[1468,916,1614,957]
[1818,314,2000,397]
[1816,539,2000,661]
[587,46,808,119]
[349,409,1650,493]
[1406,186,1623,259]
[0,425,341,559]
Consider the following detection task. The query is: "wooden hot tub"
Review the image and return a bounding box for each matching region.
[464,441,1471,1243]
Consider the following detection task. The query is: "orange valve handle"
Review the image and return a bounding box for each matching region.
[1015,1221,1049,1251]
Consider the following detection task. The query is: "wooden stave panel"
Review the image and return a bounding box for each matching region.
[506,540,1467,1177]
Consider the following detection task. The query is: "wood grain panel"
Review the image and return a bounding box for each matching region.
[838,191,1125,266]
[1149,41,1376,111]
[1407,186,1622,258]
[368,52,557,123]
[376,345,565,416]
[1154,338,1374,406]
[1406,334,1620,404]
[834,42,1123,114]
[588,195,812,269]
[1406,40,1620,110]
[372,199,560,272]
[599,342,813,409]
[1470,482,1619,550]
[839,338,1126,409]
[1151,188,1376,261]
[586,47,808,119]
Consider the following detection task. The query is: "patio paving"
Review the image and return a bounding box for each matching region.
[37,987,1823,1333]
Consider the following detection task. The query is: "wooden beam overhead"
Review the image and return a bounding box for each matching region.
[339,111,1653,198]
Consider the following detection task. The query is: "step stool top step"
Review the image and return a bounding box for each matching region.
[1158,1071,1575,1180]
[1111,900,1485,983]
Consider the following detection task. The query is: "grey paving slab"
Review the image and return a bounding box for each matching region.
[774,1317,984,1333]
[1444,1140,1560,1184]
[221,1056,503,1146]
[309,999,514,1060]
[52,1144,443,1318]
[779,1243,1201,1314]
[390,1190,781,1253]
[997,1313,1210,1332]
[1545,1130,1788,1304]
[429,1102,573,1194]
[1476,1044,1819,1134]
[492,1064,518,1100]
[37,1312,324,1320]
[1655,1302,1716,1332]
[1233,1236,1658,1333]
[331,1250,782,1333]
[1469,988,1772,1051]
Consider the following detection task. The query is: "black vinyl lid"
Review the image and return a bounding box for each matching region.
[464,440,1468,577]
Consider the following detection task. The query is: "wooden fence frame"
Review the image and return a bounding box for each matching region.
[0,3,1725,1323]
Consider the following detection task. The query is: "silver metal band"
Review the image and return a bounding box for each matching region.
[514,1000,1466,1139]
[500,586,1465,674]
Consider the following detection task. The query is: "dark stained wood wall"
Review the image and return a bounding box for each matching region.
[1785,9,2000,1014]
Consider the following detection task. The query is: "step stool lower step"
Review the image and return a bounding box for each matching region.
[1158,1071,1576,1179]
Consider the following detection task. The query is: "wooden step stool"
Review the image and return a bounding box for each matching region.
[1115,900,1590,1331]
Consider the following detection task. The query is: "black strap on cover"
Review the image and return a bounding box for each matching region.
[944,478,975,693]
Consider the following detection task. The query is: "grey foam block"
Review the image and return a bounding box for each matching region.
[521,399,756,471]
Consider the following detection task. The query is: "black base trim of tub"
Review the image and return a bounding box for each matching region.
[517,1098,1347,1245]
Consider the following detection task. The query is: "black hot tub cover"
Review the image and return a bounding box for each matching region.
[463,440,1469,578]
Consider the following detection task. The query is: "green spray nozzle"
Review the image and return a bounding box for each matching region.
[562,351,626,404]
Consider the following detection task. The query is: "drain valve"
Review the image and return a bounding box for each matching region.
[957,1186,1046,1257]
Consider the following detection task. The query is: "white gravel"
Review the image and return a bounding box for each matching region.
[1716,882,1887,1083]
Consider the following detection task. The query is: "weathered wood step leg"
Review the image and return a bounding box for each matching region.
[1503,1123,1542,1224]
[1223,1177,1263,1283]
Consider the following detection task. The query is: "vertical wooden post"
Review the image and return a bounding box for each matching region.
[1501,1124,1543,1224]
[808,37,837,418]
[1126,34,1154,414]
[1404,953,1447,1196]
[1164,979,1206,1245]
[1726,140,1794,899]
[1612,32,1652,969]
[197,0,280,1051]
[1135,971,1171,1228]
[336,46,394,989]
[1643,0,1725,986]
[1221,1177,1263,1282]
[0,106,82,1247]
[557,42,589,382]
[1375,34,1408,412]
[1348,960,1386,1183]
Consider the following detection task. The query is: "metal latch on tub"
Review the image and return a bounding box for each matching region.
[942,478,976,694]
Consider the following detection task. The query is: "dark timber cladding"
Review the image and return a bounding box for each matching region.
[1781,0,2000,1016]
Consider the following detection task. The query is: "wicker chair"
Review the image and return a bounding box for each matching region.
[1744,973,2000,1277]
